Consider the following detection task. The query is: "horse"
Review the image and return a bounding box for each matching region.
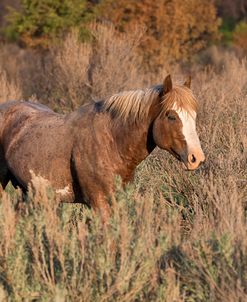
[0,75,205,220]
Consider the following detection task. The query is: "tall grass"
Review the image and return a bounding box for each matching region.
[0,25,246,301]
[0,55,22,103]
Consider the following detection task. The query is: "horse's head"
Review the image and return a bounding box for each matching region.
[153,75,205,170]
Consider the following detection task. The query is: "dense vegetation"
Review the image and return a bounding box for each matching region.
[1,0,247,63]
[3,0,94,47]
[0,1,246,301]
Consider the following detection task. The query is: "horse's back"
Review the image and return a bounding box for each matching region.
[0,100,55,126]
[0,101,59,147]
[0,100,55,117]
[0,101,19,128]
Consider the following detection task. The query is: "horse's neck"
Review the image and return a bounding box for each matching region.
[68,101,159,182]
[112,117,156,182]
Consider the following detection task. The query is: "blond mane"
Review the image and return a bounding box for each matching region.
[162,85,198,115]
[102,84,198,122]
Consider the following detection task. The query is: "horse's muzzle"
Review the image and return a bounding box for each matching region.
[186,150,205,170]
[170,148,205,171]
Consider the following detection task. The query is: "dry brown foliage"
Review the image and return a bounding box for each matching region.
[0,24,246,301]
[0,67,22,103]
[0,24,145,111]
[98,0,220,68]
[217,0,247,20]
[0,45,22,102]
[51,25,144,110]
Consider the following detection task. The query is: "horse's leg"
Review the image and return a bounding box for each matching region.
[0,148,27,195]
[71,147,112,222]
[7,170,27,192]
[91,191,111,223]
[0,148,9,190]
[0,172,9,190]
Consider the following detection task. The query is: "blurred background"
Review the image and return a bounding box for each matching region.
[0,0,246,110]
[0,0,247,58]
[0,2,247,301]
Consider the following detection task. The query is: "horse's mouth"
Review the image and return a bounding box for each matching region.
[170,148,183,162]
[170,148,189,169]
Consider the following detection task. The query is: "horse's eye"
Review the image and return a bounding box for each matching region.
[168,115,176,121]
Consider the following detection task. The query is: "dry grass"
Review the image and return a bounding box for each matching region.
[49,24,145,111]
[0,68,22,103]
[0,24,246,301]
[0,24,145,112]
[0,46,22,103]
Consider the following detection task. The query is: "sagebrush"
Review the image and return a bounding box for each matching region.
[0,25,246,301]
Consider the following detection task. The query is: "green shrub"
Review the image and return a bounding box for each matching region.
[219,18,236,45]
[233,21,247,53]
[4,0,94,48]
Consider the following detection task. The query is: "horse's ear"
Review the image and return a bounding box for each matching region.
[163,74,173,94]
[184,76,191,88]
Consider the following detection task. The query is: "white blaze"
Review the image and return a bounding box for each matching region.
[176,109,202,152]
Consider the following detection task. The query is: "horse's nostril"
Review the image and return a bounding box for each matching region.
[191,154,196,163]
